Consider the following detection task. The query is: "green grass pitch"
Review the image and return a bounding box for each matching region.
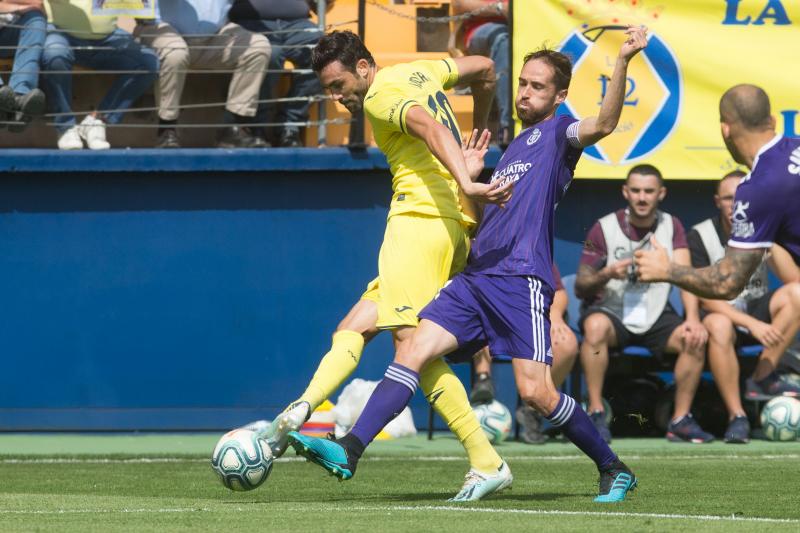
[0,434,798,532]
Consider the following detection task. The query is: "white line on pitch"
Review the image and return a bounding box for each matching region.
[2,505,798,524]
[364,505,800,525]
[1,453,798,464]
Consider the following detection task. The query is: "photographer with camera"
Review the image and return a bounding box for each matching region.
[574,163,711,444]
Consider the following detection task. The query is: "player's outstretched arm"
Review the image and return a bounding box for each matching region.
[404,105,512,206]
[451,55,496,131]
[576,25,648,147]
[635,236,764,300]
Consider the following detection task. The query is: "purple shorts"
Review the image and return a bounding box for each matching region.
[421,273,554,365]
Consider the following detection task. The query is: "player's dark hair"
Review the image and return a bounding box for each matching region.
[312,30,376,74]
[717,169,747,193]
[626,163,664,185]
[719,84,772,130]
[523,48,573,91]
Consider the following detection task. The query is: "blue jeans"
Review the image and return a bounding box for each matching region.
[467,22,510,129]
[40,26,159,132]
[236,17,322,133]
[0,10,47,94]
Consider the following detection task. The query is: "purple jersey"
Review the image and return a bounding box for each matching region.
[465,115,582,290]
[729,135,800,265]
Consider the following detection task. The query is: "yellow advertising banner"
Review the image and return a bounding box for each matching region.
[512,0,800,179]
[92,0,155,18]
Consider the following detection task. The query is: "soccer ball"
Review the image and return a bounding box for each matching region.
[760,397,800,442]
[211,429,274,491]
[473,400,512,444]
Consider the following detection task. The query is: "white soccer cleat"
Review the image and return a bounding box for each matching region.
[448,461,513,502]
[57,126,84,150]
[259,401,310,458]
[78,115,110,150]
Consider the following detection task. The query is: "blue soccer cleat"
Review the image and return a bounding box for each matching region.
[594,460,637,503]
[287,431,357,480]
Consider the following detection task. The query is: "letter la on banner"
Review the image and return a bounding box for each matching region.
[512,0,800,179]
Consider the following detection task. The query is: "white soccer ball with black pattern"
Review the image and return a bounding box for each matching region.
[211,429,274,491]
[473,400,512,444]
[760,396,800,442]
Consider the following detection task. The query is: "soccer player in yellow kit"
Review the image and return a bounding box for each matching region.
[257,30,513,501]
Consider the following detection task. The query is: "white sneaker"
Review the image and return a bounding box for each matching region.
[78,115,110,150]
[243,401,310,458]
[57,126,84,150]
[448,461,513,502]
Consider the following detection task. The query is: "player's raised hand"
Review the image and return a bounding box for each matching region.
[462,129,492,181]
[463,178,514,207]
[634,235,670,282]
[619,25,648,62]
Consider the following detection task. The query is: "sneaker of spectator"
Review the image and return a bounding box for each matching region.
[279,127,303,148]
[156,128,181,149]
[469,372,494,405]
[57,126,83,150]
[9,88,46,133]
[723,415,750,444]
[745,372,800,400]
[216,125,268,149]
[589,410,612,444]
[42,1,158,149]
[0,85,14,127]
[229,0,331,147]
[666,413,714,443]
[515,404,547,444]
[78,115,110,150]
[137,1,271,148]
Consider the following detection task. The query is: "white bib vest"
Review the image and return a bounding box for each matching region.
[598,211,674,334]
[693,218,769,311]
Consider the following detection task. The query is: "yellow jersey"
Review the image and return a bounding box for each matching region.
[364,58,474,226]
[45,0,117,40]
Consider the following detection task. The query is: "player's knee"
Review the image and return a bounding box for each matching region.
[582,314,611,346]
[518,380,557,415]
[703,313,734,344]
[783,282,800,309]
[395,340,433,370]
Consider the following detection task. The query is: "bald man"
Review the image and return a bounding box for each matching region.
[636,84,800,399]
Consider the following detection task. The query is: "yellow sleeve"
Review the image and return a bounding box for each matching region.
[365,86,426,136]
[426,58,460,90]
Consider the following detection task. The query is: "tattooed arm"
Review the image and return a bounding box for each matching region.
[635,236,765,299]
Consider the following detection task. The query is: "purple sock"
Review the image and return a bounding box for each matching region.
[547,393,617,470]
[349,362,419,447]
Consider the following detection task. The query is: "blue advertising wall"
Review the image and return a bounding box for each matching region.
[0,148,718,431]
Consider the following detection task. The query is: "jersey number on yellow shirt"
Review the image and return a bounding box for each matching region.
[427,91,461,145]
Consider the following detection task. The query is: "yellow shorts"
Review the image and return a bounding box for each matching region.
[361,213,470,329]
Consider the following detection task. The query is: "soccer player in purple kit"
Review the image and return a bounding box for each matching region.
[636,84,800,398]
[288,26,650,503]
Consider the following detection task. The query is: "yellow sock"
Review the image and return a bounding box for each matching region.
[297,330,364,412]
[420,358,503,473]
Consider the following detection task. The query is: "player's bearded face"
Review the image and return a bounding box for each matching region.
[319,60,369,114]
[515,60,565,126]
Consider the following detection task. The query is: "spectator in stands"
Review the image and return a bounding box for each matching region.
[41,0,158,150]
[229,0,330,147]
[137,0,271,148]
[0,0,47,132]
[575,164,711,444]
[470,264,579,444]
[450,0,509,145]
[690,170,800,443]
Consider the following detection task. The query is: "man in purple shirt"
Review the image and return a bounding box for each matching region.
[288,26,650,504]
[636,84,800,399]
